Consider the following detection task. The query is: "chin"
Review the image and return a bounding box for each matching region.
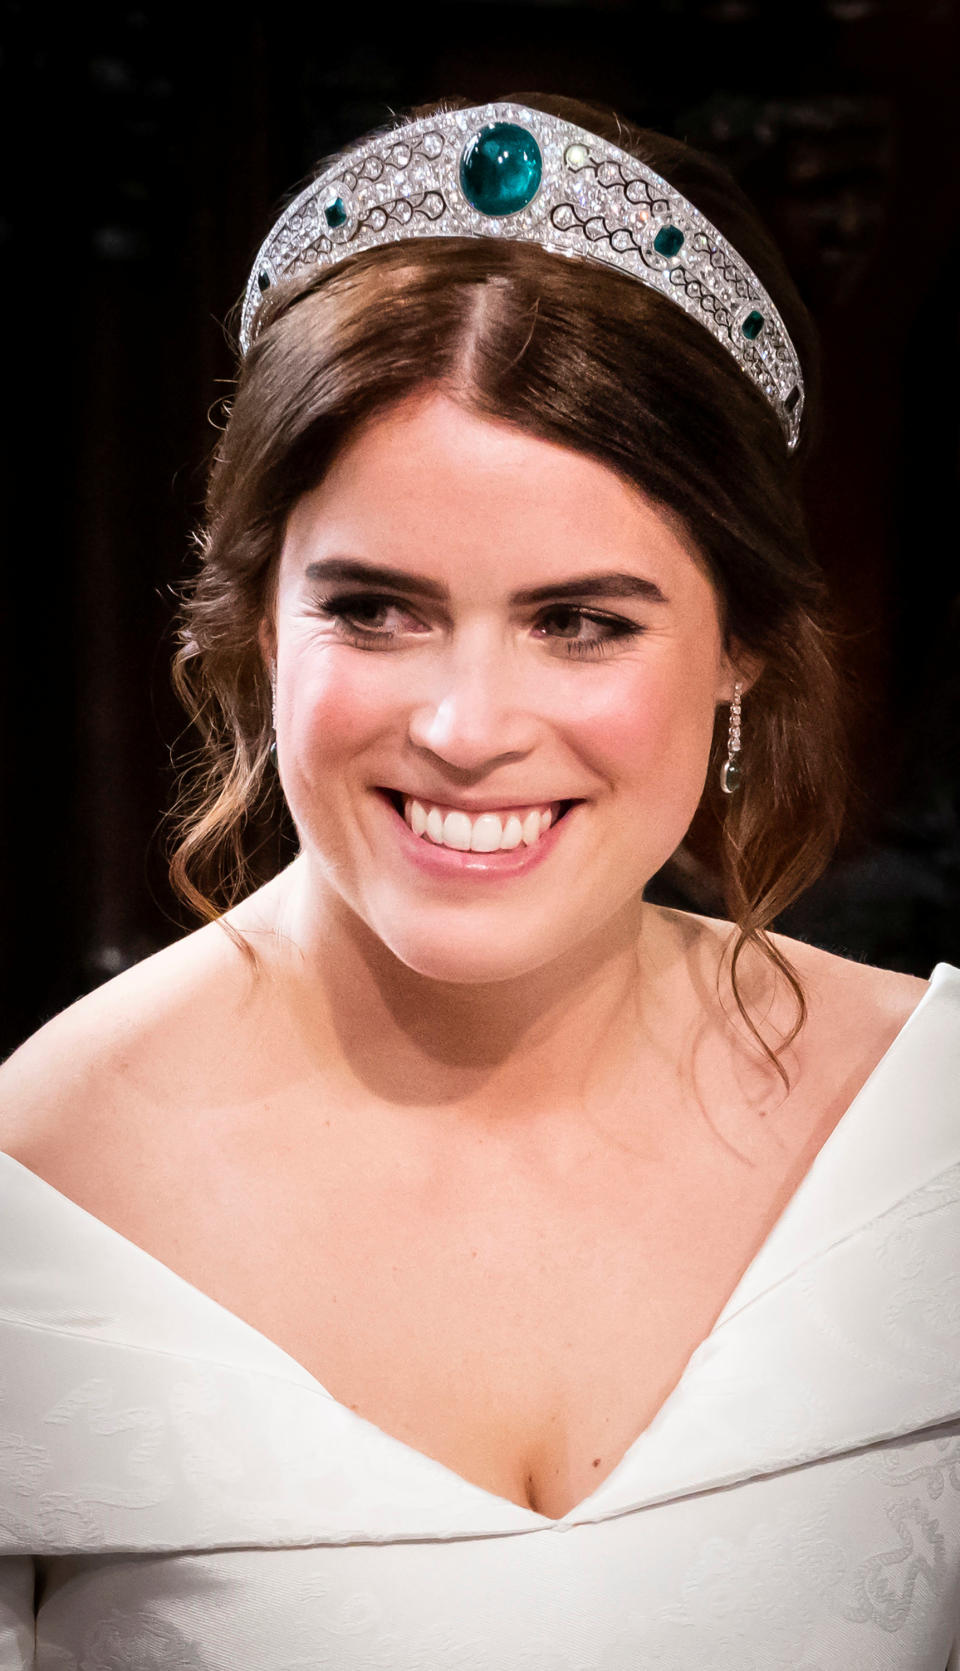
[369,914,575,988]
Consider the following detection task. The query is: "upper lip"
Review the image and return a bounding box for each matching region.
[381,787,579,813]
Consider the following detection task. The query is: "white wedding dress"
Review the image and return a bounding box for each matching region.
[1,963,958,1670]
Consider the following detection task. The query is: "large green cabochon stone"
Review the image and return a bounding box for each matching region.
[459,123,543,217]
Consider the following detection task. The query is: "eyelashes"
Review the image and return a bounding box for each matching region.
[309,593,646,661]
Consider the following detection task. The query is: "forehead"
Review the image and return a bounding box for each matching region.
[280,391,713,600]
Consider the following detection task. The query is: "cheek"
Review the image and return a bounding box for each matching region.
[286,654,393,767]
[574,661,717,784]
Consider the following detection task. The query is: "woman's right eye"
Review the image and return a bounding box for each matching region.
[312,593,422,645]
[326,597,393,628]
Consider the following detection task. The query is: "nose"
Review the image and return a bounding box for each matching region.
[406,627,540,773]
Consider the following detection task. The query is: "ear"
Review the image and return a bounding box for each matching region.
[718,639,764,704]
[257,618,276,678]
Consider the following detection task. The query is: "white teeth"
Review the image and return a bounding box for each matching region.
[400,797,561,852]
[442,812,472,852]
[521,809,541,846]
[469,813,507,853]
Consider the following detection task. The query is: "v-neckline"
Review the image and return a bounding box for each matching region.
[1,963,952,1528]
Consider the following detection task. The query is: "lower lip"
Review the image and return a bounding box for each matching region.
[374,791,579,880]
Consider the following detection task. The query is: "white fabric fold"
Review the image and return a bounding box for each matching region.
[1,963,958,1669]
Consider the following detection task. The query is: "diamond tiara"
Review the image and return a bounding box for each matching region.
[240,101,805,451]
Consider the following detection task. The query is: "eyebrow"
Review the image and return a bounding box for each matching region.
[303,558,670,607]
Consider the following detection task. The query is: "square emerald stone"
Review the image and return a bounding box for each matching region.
[653,224,684,259]
[324,197,347,229]
[741,310,764,340]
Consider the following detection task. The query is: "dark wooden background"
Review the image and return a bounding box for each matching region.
[2,0,958,1061]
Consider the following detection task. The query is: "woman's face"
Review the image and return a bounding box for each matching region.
[262,390,749,985]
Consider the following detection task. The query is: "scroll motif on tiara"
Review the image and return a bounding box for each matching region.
[240,103,805,452]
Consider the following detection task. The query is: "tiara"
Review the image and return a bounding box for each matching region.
[241,101,804,451]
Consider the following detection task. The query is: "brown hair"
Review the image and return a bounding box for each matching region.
[166,91,852,1091]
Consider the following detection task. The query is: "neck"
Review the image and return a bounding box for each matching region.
[234,854,705,1141]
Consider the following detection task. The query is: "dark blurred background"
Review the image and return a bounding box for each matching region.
[2,0,959,1060]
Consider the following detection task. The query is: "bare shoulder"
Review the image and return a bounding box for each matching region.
[653,903,931,1036]
[764,922,931,1029]
[0,913,265,1173]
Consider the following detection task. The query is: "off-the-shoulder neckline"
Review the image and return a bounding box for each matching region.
[1,959,957,1528]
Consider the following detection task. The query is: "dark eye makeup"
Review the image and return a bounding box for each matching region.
[309,592,647,661]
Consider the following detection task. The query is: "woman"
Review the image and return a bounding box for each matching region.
[1,92,957,1669]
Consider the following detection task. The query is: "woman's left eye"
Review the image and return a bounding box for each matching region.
[312,594,643,660]
[530,605,642,659]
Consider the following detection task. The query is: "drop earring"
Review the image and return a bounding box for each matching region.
[269,676,278,769]
[720,681,743,795]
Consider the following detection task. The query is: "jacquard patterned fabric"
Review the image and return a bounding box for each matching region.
[1,963,959,1669]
